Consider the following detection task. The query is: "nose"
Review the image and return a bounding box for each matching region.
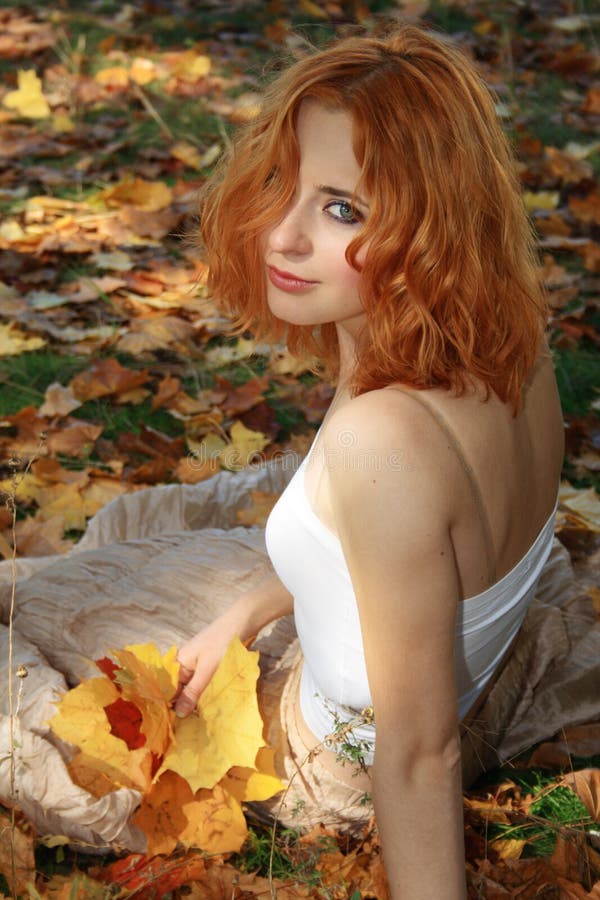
[266,200,312,257]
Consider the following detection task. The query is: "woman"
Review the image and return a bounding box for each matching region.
[175,25,564,899]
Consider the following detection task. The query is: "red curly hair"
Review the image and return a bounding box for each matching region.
[200,26,547,414]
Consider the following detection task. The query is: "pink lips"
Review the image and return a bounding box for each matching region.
[267,265,317,293]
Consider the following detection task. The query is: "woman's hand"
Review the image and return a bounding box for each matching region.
[174,573,294,717]
[175,617,241,716]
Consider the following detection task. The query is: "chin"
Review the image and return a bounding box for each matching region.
[267,301,323,328]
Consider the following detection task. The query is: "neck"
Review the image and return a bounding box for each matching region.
[335,324,359,385]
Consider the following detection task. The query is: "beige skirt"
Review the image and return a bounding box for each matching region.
[252,639,374,833]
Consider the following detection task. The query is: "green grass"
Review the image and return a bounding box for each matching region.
[233,823,338,892]
[0,350,88,416]
[552,344,600,417]
[76,395,183,442]
[477,767,593,859]
[517,72,589,149]
[426,1,476,34]
[0,349,184,442]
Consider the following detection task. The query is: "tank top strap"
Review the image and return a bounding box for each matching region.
[386,387,497,586]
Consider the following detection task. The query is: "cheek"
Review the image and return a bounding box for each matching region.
[341,242,368,289]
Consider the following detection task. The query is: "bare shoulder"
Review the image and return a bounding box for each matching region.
[321,387,457,520]
[322,386,448,454]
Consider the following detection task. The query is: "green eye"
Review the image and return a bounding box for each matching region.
[324,200,363,225]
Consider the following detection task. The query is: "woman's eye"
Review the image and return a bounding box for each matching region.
[324,200,363,225]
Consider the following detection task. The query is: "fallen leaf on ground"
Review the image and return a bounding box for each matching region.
[236,490,281,527]
[3,68,50,118]
[560,769,600,821]
[69,358,149,402]
[102,176,173,211]
[0,322,45,355]
[37,382,82,418]
[0,809,35,897]
[219,421,269,471]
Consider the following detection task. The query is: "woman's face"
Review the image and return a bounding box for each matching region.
[263,101,369,340]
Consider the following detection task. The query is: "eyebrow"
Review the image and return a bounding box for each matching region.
[316,184,370,210]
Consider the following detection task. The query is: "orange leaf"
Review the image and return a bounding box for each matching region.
[236,490,281,527]
[180,784,248,854]
[119,204,181,239]
[151,374,181,411]
[111,644,178,758]
[0,809,35,897]
[12,511,71,556]
[102,176,173,212]
[95,65,129,88]
[132,771,193,857]
[46,420,103,457]
[69,358,149,402]
[560,769,600,821]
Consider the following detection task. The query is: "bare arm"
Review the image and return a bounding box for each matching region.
[175,572,293,715]
[326,394,467,900]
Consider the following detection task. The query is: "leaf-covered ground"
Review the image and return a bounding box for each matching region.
[0,0,599,896]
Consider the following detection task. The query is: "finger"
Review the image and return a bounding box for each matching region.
[176,662,194,684]
[175,685,200,717]
[174,662,215,717]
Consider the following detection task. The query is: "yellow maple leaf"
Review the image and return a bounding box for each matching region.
[220,747,284,802]
[50,640,280,855]
[35,482,87,531]
[3,69,51,118]
[219,421,269,471]
[52,112,75,132]
[180,784,248,854]
[0,322,46,355]
[171,140,203,170]
[173,51,211,81]
[49,678,152,793]
[130,57,159,86]
[160,637,264,792]
[0,473,47,504]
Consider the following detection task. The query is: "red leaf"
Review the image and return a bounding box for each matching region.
[92,852,207,899]
[104,696,146,750]
[95,656,118,681]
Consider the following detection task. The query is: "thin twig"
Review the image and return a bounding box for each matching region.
[7,483,17,898]
[131,83,175,140]
[4,441,44,898]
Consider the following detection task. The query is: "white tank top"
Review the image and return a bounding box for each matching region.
[265,426,557,763]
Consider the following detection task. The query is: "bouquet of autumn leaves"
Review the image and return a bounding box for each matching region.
[49,639,284,857]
